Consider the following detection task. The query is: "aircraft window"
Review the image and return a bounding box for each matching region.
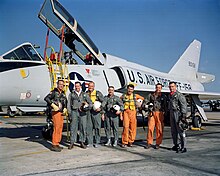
[52,0,98,55]
[3,45,41,61]
[76,24,99,55]
[39,0,101,64]
[2,51,18,60]
[53,0,75,26]
[63,51,78,65]
[65,32,93,64]
[40,0,64,33]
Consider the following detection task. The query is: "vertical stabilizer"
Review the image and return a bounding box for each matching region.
[169,40,201,80]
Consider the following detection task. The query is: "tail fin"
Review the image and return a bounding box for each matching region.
[169,40,201,80]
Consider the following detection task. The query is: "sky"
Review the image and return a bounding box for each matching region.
[0,0,220,92]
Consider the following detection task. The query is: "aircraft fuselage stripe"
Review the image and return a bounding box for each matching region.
[0,62,45,73]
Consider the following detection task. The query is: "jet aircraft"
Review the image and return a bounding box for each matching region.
[1,0,220,128]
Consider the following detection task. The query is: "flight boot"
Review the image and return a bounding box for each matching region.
[128,142,133,147]
[145,144,152,149]
[113,140,118,147]
[171,145,179,152]
[51,145,61,152]
[56,145,64,150]
[121,144,126,148]
[155,144,160,149]
[105,139,111,146]
[80,142,87,149]
[68,143,74,150]
[180,148,187,153]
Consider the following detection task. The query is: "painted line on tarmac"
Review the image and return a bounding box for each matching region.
[13,150,50,158]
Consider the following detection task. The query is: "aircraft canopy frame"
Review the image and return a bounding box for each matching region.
[38,0,103,65]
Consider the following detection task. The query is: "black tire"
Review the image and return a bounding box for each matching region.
[7,108,16,117]
[192,115,202,128]
[211,106,217,111]
[42,124,53,140]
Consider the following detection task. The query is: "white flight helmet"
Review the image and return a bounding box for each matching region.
[81,102,89,111]
[83,103,89,109]
[113,104,120,111]
[136,99,143,108]
[93,101,101,111]
[144,102,153,110]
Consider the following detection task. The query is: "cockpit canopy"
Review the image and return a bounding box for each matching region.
[38,0,105,65]
[2,43,42,61]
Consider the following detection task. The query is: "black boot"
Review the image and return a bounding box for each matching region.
[171,145,179,151]
[56,145,63,150]
[145,144,152,149]
[180,148,187,153]
[51,145,61,152]
[68,143,74,150]
[128,142,133,147]
[80,142,87,149]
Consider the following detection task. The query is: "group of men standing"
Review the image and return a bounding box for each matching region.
[44,80,188,154]
[144,82,187,153]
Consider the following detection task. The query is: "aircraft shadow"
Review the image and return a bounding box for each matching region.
[0,124,53,150]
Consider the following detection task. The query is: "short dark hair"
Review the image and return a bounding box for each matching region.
[127,84,134,89]
[57,79,64,84]
[156,83,163,87]
[89,81,95,86]
[169,81,176,85]
[108,86,114,89]
[75,81,81,86]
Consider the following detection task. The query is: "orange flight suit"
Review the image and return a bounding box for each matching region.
[122,94,144,145]
[52,112,64,146]
[147,111,164,145]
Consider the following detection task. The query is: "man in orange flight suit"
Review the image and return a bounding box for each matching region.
[121,84,144,148]
[44,80,68,152]
[145,83,167,149]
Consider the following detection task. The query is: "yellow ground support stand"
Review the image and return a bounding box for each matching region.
[190,127,206,131]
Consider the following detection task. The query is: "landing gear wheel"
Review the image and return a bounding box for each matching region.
[7,108,16,117]
[192,115,202,128]
[211,106,217,111]
[42,122,53,140]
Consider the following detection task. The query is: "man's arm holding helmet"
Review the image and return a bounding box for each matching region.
[62,94,68,116]
[118,97,124,111]
[44,91,59,111]
[115,96,124,115]
[85,94,93,110]
[135,94,144,101]
[141,94,151,110]
[101,96,108,121]
[101,96,108,114]
[96,91,104,113]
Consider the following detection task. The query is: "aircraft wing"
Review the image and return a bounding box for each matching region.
[180,90,220,100]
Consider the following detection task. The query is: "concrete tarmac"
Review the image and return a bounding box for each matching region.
[0,111,220,176]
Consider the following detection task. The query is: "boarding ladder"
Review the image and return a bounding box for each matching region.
[45,48,69,93]
[44,26,69,93]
